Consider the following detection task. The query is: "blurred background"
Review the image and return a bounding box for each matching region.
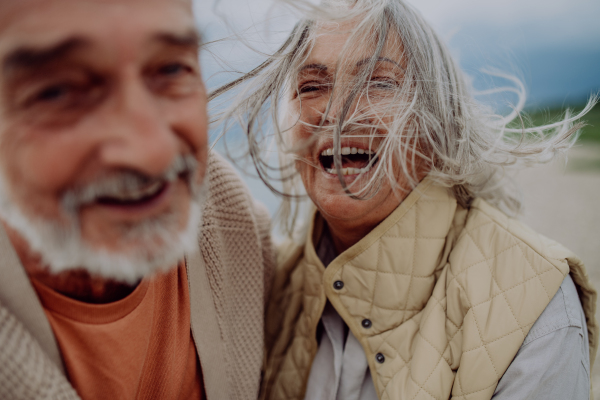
[197,0,600,393]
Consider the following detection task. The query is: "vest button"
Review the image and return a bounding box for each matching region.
[376,353,385,363]
[333,280,344,290]
[361,319,372,328]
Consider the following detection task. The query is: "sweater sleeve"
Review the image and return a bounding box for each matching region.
[492,274,590,400]
[253,200,275,307]
[0,303,81,400]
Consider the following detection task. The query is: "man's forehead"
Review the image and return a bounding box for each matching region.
[0,0,194,34]
[0,0,192,9]
[0,0,196,56]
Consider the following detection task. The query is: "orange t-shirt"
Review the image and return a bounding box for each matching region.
[32,264,204,400]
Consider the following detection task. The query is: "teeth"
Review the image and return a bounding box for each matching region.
[325,165,374,176]
[320,147,377,156]
[105,181,164,202]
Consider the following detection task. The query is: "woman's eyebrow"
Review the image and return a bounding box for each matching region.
[356,57,403,70]
[298,63,328,73]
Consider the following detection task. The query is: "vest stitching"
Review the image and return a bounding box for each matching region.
[343,269,438,277]
[379,348,438,400]
[478,209,567,281]
[416,323,452,365]
[461,323,532,353]
[462,268,558,311]
[514,242,552,301]
[366,239,384,319]
[446,241,555,300]
[446,243,522,289]
[403,204,419,327]
[381,297,462,399]
[339,291,425,313]
[464,230,528,340]
[378,234,451,239]
[455,379,499,398]
[454,223,567,397]
[406,338,445,400]
[445,265,500,396]
[467,309,500,378]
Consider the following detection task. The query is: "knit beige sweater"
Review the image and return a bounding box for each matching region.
[0,152,274,400]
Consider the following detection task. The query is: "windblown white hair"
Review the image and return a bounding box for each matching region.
[210,0,596,236]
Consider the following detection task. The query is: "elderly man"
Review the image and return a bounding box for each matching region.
[0,0,273,399]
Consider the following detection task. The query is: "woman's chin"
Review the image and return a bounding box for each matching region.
[317,166,374,185]
[311,189,393,229]
[303,166,401,232]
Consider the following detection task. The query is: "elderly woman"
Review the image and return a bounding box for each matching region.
[212,0,598,399]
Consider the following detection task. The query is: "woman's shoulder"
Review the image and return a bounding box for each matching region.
[444,196,573,344]
[448,197,574,281]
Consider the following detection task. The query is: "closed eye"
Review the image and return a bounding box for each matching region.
[299,85,319,94]
[158,62,192,77]
[368,77,399,90]
[35,84,71,102]
[298,81,329,94]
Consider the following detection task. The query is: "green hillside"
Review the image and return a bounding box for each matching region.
[526,102,600,144]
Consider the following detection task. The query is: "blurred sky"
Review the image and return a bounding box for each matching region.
[196,0,600,109]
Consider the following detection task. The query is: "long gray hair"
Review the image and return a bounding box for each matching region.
[209,0,596,236]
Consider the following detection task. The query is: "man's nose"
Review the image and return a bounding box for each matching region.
[99,76,178,176]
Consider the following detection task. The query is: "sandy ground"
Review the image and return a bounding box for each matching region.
[512,143,600,398]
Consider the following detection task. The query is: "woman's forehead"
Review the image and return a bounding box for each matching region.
[304,18,405,72]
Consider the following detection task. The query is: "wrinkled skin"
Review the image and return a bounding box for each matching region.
[0,0,208,302]
[290,18,425,253]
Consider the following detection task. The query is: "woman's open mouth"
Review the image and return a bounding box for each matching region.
[319,146,379,175]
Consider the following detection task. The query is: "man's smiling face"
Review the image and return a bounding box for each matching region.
[0,0,208,281]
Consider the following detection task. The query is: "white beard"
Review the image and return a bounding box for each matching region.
[0,170,206,284]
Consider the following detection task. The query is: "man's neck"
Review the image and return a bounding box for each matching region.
[2,221,138,304]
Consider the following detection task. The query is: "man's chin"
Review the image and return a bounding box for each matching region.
[41,199,203,284]
[46,237,194,284]
[0,183,206,284]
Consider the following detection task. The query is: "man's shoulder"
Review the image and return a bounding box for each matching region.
[205,151,253,212]
[203,151,270,229]
[0,302,80,399]
[199,151,273,277]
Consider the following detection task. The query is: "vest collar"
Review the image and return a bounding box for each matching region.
[303,177,458,327]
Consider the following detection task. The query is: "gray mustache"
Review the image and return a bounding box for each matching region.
[62,154,198,210]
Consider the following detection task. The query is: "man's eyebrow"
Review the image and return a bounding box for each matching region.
[298,63,328,73]
[2,37,89,74]
[153,30,203,49]
[356,57,403,70]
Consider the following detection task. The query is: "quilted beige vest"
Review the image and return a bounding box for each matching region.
[262,178,598,400]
